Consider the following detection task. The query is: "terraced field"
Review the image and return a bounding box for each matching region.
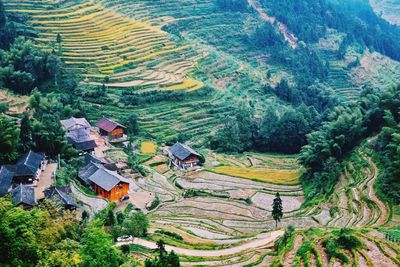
[0,89,29,116]
[122,149,399,266]
[370,0,400,25]
[312,151,390,228]
[4,0,204,92]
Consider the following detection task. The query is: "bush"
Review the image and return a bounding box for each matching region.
[155,230,183,241]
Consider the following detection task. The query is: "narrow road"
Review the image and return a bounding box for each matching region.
[70,182,108,215]
[247,0,298,48]
[116,230,284,257]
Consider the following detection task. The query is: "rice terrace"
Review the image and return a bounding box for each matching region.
[0,0,399,267]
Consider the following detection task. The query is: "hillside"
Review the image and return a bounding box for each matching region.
[4,0,400,144]
[0,0,399,266]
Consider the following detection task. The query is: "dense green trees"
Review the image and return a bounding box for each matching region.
[372,86,400,203]
[0,199,83,266]
[300,86,400,202]
[0,114,19,162]
[81,219,122,267]
[122,211,149,237]
[211,102,318,154]
[145,240,180,267]
[261,0,400,61]
[0,198,147,266]
[0,0,17,50]
[0,37,63,94]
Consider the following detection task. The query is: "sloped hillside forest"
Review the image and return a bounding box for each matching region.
[0,0,399,266]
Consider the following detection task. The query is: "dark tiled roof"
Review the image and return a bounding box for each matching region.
[84,153,107,165]
[0,166,13,196]
[96,117,126,133]
[68,138,97,151]
[61,117,91,131]
[9,150,45,176]
[44,186,78,208]
[66,127,91,143]
[11,184,37,207]
[168,142,200,161]
[78,162,100,186]
[88,167,129,192]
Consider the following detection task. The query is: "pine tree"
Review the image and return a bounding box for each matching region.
[272,192,283,228]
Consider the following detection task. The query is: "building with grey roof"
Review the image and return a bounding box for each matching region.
[0,166,13,197]
[44,186,79,210]
[61,117,97,152]
[168,142,201,170]
[11,184,37,209]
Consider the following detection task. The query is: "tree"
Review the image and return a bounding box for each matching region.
[145,239,180,267]
[0,114,19,162]
[122,211,148,237]
[210,116,242,152]
[81,219,121,267]
[123,113,139,136]
[105,209,115,226]
[272,192,283,228]
[46,53,62,86]
[157,239,166,257]
[19,112,33,152]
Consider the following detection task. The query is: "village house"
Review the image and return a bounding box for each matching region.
[168,142,201,170]
[61,117,97,152]
[11,184,37,209]
[4,150,46,185]
[44,186,79,210]
[96,117,126,140]
[78,161,129,201]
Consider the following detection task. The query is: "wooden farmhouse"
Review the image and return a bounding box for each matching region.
[96,117,126,140]
[79,162,129,201]
[168,142,201,170]
[61,117,97,152]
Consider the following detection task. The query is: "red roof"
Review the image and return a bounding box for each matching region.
[96,117,126,133]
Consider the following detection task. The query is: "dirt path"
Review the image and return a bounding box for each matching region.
[247,0,297,48]
[70,182,108,216]
[115,230,283,257]
[35,163,57,200]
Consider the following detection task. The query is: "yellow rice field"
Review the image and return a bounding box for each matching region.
[212,166,301,185]
[4,0,204,92]
[141,141,157,154]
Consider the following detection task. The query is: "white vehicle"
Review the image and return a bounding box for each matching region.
[117,235,133,242]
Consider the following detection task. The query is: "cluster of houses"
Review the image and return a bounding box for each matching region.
[0,150,77,209]
[61,116,130,202]
[0,115,203,209]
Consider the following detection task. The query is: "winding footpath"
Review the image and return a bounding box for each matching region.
[115,230,283,257]
[247,0,298,48]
